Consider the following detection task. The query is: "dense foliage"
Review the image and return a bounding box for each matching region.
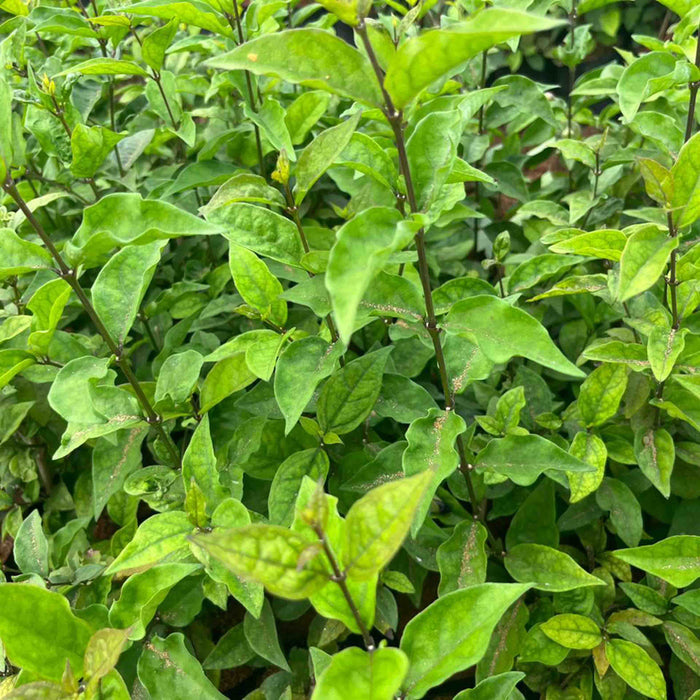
[0,0,699,697]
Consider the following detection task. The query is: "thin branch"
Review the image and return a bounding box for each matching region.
[3,178,182,468]
[224,5,266,177]
[312,523,374,650]
[356,21,497,548]
[281,182,343,355]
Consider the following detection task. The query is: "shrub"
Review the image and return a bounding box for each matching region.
[0,0,699,698]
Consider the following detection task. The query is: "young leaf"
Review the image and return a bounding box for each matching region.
[605,639,666,700]
[189,524,330,600]
[613,536,700,587]
[540,614,602,649]
[399,583,530,699]
[345,471,432,580]
[228,242,286,325]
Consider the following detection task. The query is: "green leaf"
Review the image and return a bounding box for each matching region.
[91,427,147,521]
[182,414,228,514]
[105,511,193,576]
[109,563,199,639]
[137,633,227,699]
[59,58,149,76]
[596,477,643,548]
[384,9,564,109]
[203,624,254,670]
[154,350,203,405]
[402,409,466,535]
[14,510,49,577]
[616,51,676,123]
[663,621,700,675]
[345,471,432,580]
[269,448,329,527]
[83,627,131,686]
[634,427,675,498]
[127,0,233,36]
[312,647,409,700]
[92,241,165,346]
[474,434,594,487]
[605,639,666,700]
[326,208,416,343]
[199,173,286,214]
[613,536,700,587]
[245,97,295,160]
[189,524,330,600]
[199,353,257,414]
[67,194,219,268]
[207,203,303,266]
[453,672,525,700]
[444,296,585,378]
[0,228,53,279]
[672,131,700,229]
[294,112,361,204]
[406,109,462,211]
[206,29,383,107]
[70,124,124,178]
[616,225,678,302]
[504,544,605,591]
[274,336,343,434]
[436,520,488,595]
[506,479,558,549]
[229,242,286,326]
[399,583,530,699]
[317,346,392,435]
[142,18,178,72]
[578,362,628,427]
[540,614,602,649]
[0,584,93,681]
[648,325,687,382]
[549,228,627,261]
[244,599,290,671]
[568,431,607,503]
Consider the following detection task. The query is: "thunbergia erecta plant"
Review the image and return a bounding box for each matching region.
[0,0,699,698]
